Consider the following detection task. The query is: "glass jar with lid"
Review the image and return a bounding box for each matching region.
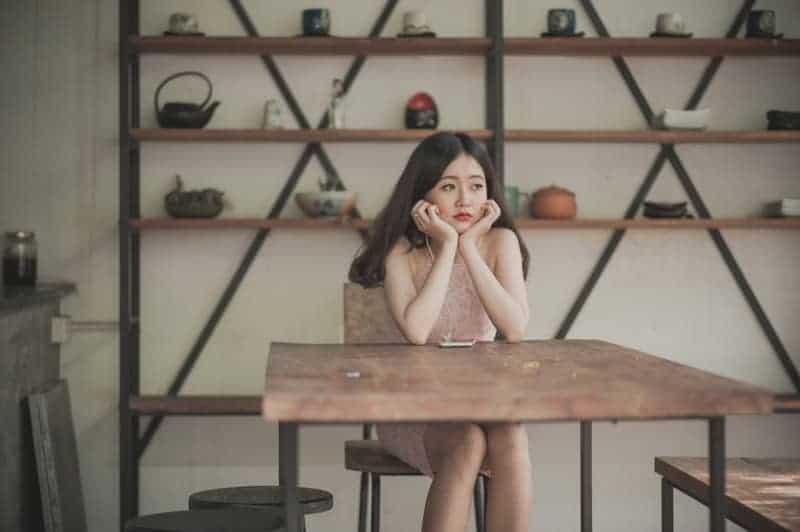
[3,231,37,286]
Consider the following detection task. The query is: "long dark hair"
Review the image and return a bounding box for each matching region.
[349,131,530,287]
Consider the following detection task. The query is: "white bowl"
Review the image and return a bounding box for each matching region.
[295,190,357,218]
[653,108,711,130]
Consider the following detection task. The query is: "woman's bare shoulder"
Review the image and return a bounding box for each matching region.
[485,227,519,267]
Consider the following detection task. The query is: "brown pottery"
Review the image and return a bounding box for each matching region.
[530,185,577,219]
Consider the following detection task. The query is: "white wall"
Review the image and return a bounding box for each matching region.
[2,1,799,531]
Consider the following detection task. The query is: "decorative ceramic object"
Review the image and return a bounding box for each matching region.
[164,13,204,36]
[530,185,577,219]
[643,201,690,219]
[653,108,710,130]
[764,198,800,217]
[164,175,225,218]
[295,190,357,218]
[503,186,530,217]
[155,71,219,129]
[766,110,800,130]
[302,8,331,36]
[405,92,438,129]
[650,13,692,38]
[541,9,584,37]
[262,98,283,129]
[327,78,345,129]
[398,10,436,37]
[746,10,783,39]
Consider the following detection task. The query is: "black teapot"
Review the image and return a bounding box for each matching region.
[155,71,220,128]
[164,175,225,218]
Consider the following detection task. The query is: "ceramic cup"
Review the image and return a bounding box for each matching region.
[547,9,576,35]
[656,13,685,35]
[746,10,777,37]
[302,8,330,36]
[402,10,430,35]
[503,186,530,217]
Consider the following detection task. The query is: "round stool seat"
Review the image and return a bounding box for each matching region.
[125,509,284,532]
[188,485,333,515]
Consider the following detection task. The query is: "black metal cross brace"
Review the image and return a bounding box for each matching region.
[137,0,399,456]
[561,0,799,393]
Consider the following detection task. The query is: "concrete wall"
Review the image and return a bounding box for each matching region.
[2,1,799,531]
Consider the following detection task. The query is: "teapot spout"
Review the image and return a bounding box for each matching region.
[204,100,221,117]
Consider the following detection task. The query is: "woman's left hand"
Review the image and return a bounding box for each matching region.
[459,199,501,247]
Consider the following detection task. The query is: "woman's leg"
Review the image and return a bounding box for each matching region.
[484,423,531,532]
[421,423,487,532]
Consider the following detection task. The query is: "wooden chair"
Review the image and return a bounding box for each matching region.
[655,456,800,531]
[343,282,487,532]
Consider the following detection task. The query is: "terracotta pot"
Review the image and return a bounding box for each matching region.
[530,185,577,219]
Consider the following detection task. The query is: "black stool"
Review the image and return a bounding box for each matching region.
[125,508,284,532]
[188,486,334,532]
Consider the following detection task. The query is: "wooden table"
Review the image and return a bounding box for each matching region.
[262,339,774,532]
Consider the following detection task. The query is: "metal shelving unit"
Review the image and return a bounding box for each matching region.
[119,0,800,529]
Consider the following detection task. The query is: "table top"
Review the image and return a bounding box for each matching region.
[262,340,774,423]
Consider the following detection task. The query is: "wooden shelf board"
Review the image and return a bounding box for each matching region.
[130,36,491,55]
[129,217,800,231]
[505,129,800,143]
[131,36,800,57]
[129,217,371,230]
[130,395,261,415]
[131,128,493,143]
[505,37,800,56]
[775,394,800,413]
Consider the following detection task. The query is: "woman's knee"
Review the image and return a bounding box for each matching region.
[485,423,530,463]
[424,423,487,474]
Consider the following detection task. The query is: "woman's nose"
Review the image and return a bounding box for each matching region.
[456,187,473,205]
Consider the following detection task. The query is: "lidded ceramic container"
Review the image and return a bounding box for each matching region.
[530,185,577,219]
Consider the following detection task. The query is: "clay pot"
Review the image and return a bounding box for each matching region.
[530,185,577,219]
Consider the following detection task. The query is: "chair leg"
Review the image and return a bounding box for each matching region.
[473,476,486,532]
[370,474,381,532]
[358,471,369,532]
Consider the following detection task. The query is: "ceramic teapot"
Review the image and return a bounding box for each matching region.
[164,175,225,218]
[155,71,219,128]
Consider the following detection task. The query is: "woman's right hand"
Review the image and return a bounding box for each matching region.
[411,200,458,245]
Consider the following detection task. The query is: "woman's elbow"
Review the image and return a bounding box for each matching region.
[504,330,525,343]
[406,333,428,345]
[502,320,528,343]
[402,326,429,346]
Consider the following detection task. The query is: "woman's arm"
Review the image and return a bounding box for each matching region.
[384,238,458,345]
[460,227,529,342]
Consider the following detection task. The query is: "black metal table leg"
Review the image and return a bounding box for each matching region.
[709,417,726,532]
[581,421,592,532]
[662,478,674,532]
[279,423,301,532]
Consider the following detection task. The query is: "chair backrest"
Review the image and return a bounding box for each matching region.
[343,282,405,344]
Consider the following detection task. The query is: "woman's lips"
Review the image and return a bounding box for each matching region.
[454,213,473,221]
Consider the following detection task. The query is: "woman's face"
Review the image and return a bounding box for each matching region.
[424,153,488,234]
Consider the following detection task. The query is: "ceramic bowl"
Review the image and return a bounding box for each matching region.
[295,190,357,218]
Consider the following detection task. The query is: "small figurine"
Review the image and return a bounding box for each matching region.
[328,78,345,129]
[262,98,283,129]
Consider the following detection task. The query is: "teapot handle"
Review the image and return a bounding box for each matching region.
[154,71,213,115]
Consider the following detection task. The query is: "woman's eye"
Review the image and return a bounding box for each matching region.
[442,184,455,191]
[472,183,484,190]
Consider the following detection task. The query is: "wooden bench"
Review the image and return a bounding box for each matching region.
[655,457,800,531]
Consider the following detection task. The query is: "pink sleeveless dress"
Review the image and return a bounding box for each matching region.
[376,250,497,477]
